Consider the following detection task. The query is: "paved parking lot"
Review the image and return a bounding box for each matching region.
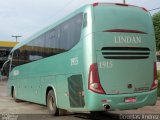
[0,80,160,120]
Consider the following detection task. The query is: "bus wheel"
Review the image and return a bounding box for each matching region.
[12,88,20,102]
[59,109,67,116]
[47,90,59,116]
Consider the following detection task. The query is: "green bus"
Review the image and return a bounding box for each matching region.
[2,3,158,115]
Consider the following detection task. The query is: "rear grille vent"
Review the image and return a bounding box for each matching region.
[101,47,150,59]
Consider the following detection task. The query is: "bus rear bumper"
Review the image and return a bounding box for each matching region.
[87,89,157,111]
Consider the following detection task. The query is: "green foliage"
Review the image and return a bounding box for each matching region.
[153,12,160,50]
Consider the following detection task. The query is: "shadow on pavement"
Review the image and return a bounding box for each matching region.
[73,112,121,120]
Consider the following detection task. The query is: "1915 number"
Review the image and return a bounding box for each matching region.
[99,61,113,69]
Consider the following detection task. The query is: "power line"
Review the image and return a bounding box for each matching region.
[35,0,76,29]
[44,0,75,21]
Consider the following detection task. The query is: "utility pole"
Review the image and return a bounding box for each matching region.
[12,35,22,42]
[123,0,126,4]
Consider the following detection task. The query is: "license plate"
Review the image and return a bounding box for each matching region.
[124,97,136,103]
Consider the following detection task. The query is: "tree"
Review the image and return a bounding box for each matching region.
[153,12,160,50]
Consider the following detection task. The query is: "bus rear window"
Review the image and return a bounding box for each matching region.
[94,5,154,34]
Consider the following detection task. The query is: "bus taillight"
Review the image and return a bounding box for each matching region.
[150,62,158,90]
[88,63,106,94]
[93,2,99,7]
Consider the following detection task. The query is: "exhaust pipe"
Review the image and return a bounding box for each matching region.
[103,104,111,110]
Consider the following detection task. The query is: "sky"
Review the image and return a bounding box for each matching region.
[0,0,160,42]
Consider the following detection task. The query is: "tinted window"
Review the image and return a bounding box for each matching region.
[11,13,82,68]
[12,50,20,69]
[60,13,82,50]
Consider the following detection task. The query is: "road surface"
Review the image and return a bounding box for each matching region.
[0,81,160,120]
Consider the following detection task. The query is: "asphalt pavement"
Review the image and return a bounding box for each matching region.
[0,80,160,120]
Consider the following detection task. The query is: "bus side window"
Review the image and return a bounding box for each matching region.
[83,13,87,28]
[11,50,20,70]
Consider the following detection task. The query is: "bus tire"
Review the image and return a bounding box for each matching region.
[59,109,67,116]
[12,88,21,102]
[47,90,59,116]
